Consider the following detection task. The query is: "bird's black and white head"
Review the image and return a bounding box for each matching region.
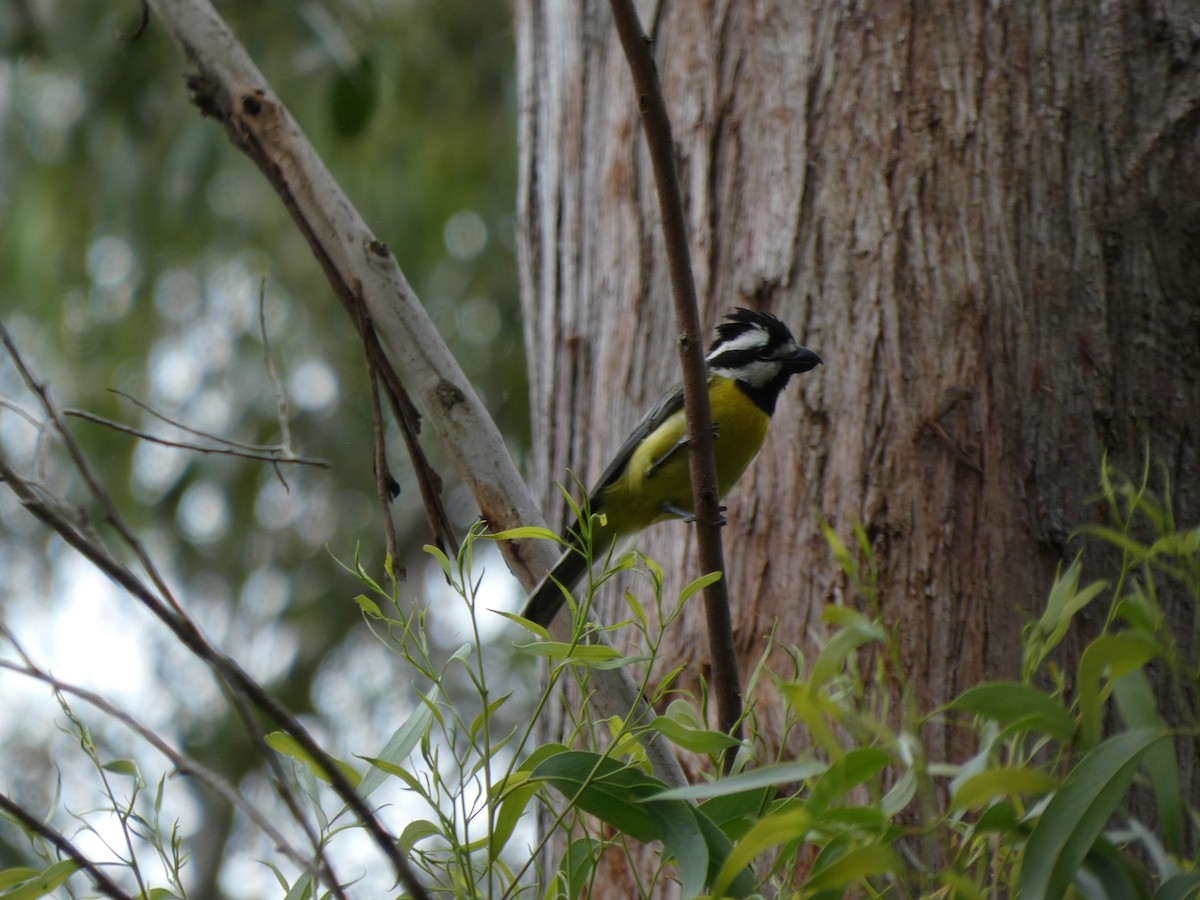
[706,308,822,413]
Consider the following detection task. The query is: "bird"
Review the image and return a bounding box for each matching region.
[521,308,822,627]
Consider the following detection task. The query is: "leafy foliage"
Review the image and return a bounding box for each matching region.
[252,455,1193,897]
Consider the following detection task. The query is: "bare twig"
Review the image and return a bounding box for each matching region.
[63,408,330,467]
[348,282,457,561]
[257,278,294,455]
[0,791,133,900]
[607,0,744,767]
[0,324,188,619]
[363,322,459,559]
[0,634,313,874]
[367,361,402,571]
[0,452,412,896]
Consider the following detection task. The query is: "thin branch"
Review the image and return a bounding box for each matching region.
[257,278,294,455]
[108,388,307,457]
[0,452,419,897]
[348,281,457,561]
[362,318,459,560]
[607,0,744,768]
[367,361,402,572]
[0,791,133,900]
[63,408,330,467]
[1,323,187,619]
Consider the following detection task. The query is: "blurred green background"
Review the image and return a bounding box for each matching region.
[0,2,528,895]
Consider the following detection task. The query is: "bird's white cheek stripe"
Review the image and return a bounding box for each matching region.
[706,328,768,360]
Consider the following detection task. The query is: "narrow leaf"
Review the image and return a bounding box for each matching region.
[653,759,828,802]
[1019,728,1166,899]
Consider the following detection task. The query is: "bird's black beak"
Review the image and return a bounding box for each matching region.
[786,346,823,374]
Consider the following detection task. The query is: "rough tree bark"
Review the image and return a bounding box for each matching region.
[517,0,1200,892]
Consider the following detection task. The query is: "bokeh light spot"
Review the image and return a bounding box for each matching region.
[177,481,231,544]
[154,268,203,322]
[240,566,292,620]
[289,358,339,413]
[86,235,136,290]
[149,338,203,404]
[443,209,488,260]
[457,296,501,346]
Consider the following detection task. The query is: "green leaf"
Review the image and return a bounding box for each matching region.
[357,686,437,798]
[518,641,645,669]
[488,746,566,856]
[397,818,441,852]
[938,871,985,900]
[490,773,538,857]
[643,800,707,899]
[533,749,721,896]
[1077,632,1161,746]
[0,860,81,900]
[679,570,722,604]
[880,765,917,817]
[0,871,40,891]
[1025,558,1108,671]
[1154,873,1200,900]
[1113,670,1183,855]
[265,732,361,788]
[281,871,315,900]
[951,766,1058,810]
[532,751,665,843]
[805,748,889,817]
[649,715,740,755]
[470,691,512,742]
[697,786,774,834]
[352,593,383,618]
[972,801,1021,835]
[810,617,886,687]
[1074,837,1153,900]
[488,525,561,542]
[689,807,757,898]
[549,837,601,900]
[949,682,1076,742]
[712,806,814,896]
[1075,524,1150,559]
[1019,728,1166,899]
[101,757,143,782]
[424,543,453,580]
[653,759,828,802]
[804,842,898,892]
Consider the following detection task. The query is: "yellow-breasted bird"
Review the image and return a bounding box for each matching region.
[522,308,822,627]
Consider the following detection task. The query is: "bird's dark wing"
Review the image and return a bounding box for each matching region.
[587,382,686,502]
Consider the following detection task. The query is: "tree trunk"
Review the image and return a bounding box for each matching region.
[517,0,1200,891]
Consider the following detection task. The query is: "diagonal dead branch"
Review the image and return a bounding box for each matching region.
[145,0,686,792]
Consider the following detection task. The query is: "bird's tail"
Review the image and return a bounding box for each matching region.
[521,544,589,628]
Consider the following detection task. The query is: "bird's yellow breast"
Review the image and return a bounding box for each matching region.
[598,376,771,537]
